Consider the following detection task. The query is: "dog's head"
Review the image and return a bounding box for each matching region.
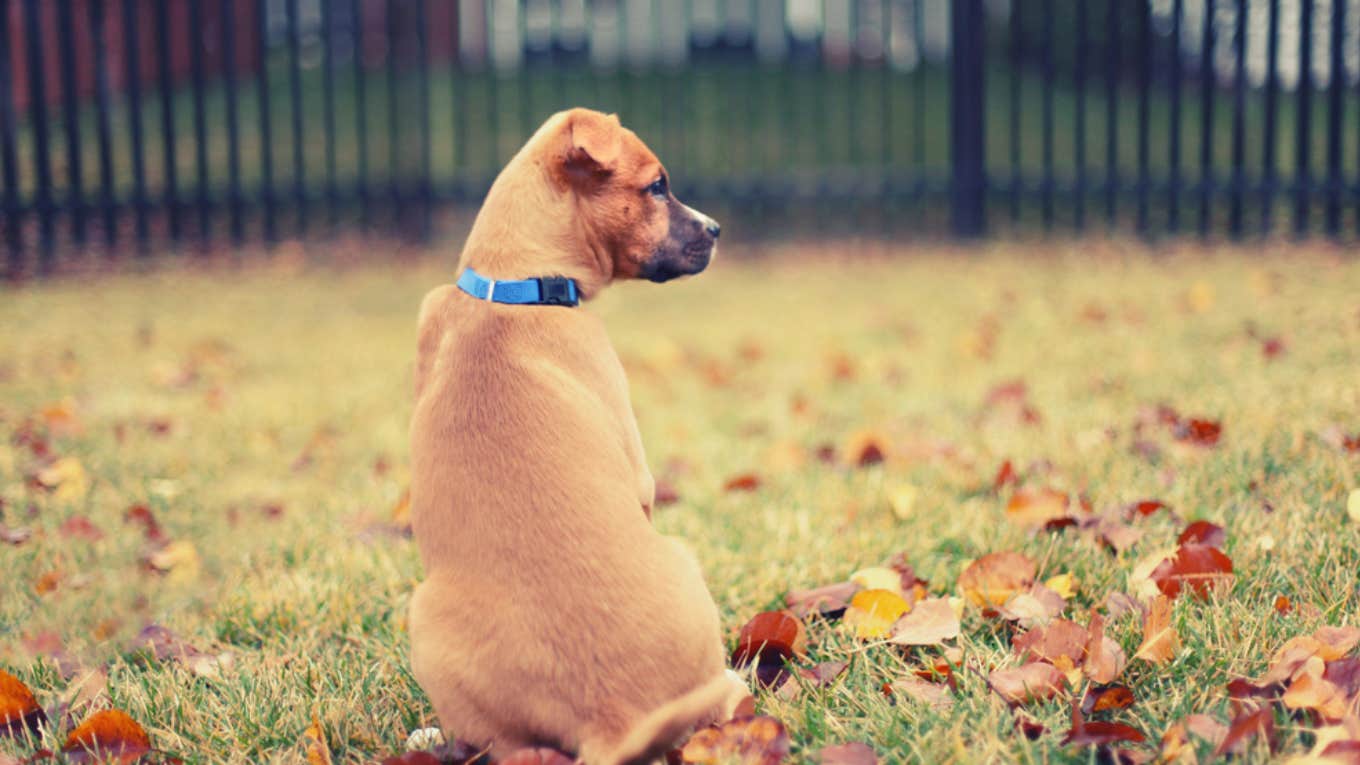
[549,109,719,283]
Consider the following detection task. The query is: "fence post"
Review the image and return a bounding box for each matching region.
[950,0,986,238]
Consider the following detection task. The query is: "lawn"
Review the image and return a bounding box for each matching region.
[1,240,1358,763]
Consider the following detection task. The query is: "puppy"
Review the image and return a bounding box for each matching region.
[408,108,748,764]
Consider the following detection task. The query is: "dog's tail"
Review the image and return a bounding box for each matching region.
[588,671,742,765]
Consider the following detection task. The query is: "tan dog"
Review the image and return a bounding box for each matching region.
[408,108,747,764]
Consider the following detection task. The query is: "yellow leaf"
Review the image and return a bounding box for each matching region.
[888,484,919,520]
[147,540,201,584]
[850,567,902,595]
[303,716,333,765]
[1043,573,1078,600]
[37,457,88,502]
[844,589,910,640]
[1347,489,1360,524]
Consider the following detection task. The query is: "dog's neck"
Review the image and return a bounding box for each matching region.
[457,155,613,300]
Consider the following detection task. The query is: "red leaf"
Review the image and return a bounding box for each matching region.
[1063,720,1145,748]
[991,460,1017,493]
[1080,685,1135,715]
[732,612,806,668]
[1149,544,1234,600]
[123,504,165,543]
[59,516,104,543]
[0,669,46,737]
[723,474,762,493]
[1213,708,1275,757]
[1176,520,1226,549]
[1174,418,1222,447]
[1124,499,1172,519]
[62,709,152,764]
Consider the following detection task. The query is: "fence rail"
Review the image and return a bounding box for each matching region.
[2,0,1360,277]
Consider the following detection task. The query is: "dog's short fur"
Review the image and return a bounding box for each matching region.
[408,108,747,764]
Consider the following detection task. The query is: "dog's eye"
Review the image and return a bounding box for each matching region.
[645,176,668,196]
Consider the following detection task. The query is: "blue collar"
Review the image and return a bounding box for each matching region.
[456,268,580,307]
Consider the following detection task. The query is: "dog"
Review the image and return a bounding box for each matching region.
[407,108,749,764]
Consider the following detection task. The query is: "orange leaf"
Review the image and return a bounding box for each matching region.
[958,552,1037,608]
[62,709,151,764]
[1174,417,1222,447]
[1012,619,1088,668]
[1282,663,1350,721]
[1082,614,1127,685]
[1213,708,1275,758]
[1133,595,1178,665]
[0,669,45,737]
[303,716,332,765]
[844,590,909,640]
[1005,487,1072,526]
[889,598,960,646]
[1080,684,1135,714]
[680,716,790,765]
[840,431,888,468]
[723,474,762,493]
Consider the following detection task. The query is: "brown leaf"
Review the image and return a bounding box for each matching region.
[732,612,806,667]
[841,430,888,467]
[1174,418,1222,447]
[1133,595,1178,665]
[0,524,32,546]
[958,552,1037,608]
[1080,685,1135,714]
[1183,714,1228,747]
[723,474,762,493]
[889,598,960,646]
[0,669,46,737]
[1323,657,1360,697]
[62,709,152,764]
[998,585,1067,627]
[1012,619,1088,668]
[1149,544,1233,600]
[814,742,877,765]
[992,460,1018,494]
[888,677,953,709]
[784,582,857,620]
[989,662,1067,705]
[132,625,233,679]
[1314,626,1360,657]
[1213,708,1275,757]
[1083,614,1128,685]
[1064,713,1145,749]
[1282,662,1350,721]
[680,716,790,765]
[1176,520,1226,549]
[122,505,165,543]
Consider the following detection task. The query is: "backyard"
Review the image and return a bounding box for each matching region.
[1,240,1358,762]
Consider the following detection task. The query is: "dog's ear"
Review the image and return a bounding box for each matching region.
[561,110,622,188]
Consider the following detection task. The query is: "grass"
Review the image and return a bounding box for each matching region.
[1,239,1359,763]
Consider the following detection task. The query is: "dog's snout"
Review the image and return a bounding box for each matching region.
[705,220,721,239]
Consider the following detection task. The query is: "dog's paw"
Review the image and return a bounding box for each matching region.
[405,727,446,752]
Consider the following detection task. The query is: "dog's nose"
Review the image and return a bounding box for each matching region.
[705,221,721,239]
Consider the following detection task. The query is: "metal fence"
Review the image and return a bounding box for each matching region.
[2,0,1359,277]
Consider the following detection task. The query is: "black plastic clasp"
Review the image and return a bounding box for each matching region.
[537,277,579,306]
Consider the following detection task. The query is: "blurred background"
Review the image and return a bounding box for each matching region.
[2,0,1360,277]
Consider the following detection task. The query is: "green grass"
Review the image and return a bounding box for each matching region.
[1,240,1359,762]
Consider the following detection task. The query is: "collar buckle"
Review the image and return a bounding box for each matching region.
[537,277,578,306]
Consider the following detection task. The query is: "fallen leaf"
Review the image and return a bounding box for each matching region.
[850,567,904,595]
[844,589,909,640]
[0,669,46,737]
[1044,574,1078,600]
[1177,520,1226,549]
[1012,619,1087,668]
[775,661,849,701]
[1174,418,1222,448]
[1083,614,1128,684]
[62,709,151,764]
[1314,626,1360,657]
[0,524,32,546]
[889,598,960,646]
[992,460,1018,493]
[888,677,953,709]
[887,485,918,520]
[1149,544,1234,600]
[36,457,88,502]
[1183,714,1228,748]
[784,582,857,620]
[958,552,1037,608]
[1213,708,1275,758]
[723,474,762,493]
[303,716,332,765]
[1064,712,1145,749]
[132,624,233,679]
[390,488,411,529]
[1134,595,1178,665]
[814,742,877,765]
[680,716,790,765]
[59,516,104,543]
[1006,487,1073,526]
[998,585,1067,627]
[989,662,1067,705]
[841,430,888,467]
[123,505,165,543]
[732,612,806,667]
[144,540,201,583]
[1080,685,1135,714]
[1282,660,1350,720]
[1124,500,1172,519]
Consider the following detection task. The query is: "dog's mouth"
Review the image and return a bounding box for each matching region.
[642,241,712,283]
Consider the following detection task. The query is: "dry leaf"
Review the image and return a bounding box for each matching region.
[1134,595,1178,665]
[1177,520,1226,549]
[887,485,918,520]
[303,716,333,765]
[1282,660,1350,721]
[1006,487,1072,526]
[1080,685,1135,714]
[999,585,1067,627]
[1149,544,1234,600]
[723,473,762,493]
[844,589,909,640]
[989,662,1067,705]
[841,430,888,467]
[0,669,45,737]
[62,709,152,764]
[1083,614,1128,685]
[958,552,1037,608]
[144,540,201,583]
[1012,619,1088,668]
[1044,574,1078,600]
[36,457,88,502]
[784,582,858,620]
[889,598,960,646]
[680,716,790,765]
[850,567,904,595]
[732,612,806,667]
[1214,708,1275,758]
[814,742,877,765]
[888,677,953,709]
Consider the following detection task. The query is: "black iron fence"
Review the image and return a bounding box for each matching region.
[2,0,1360,277]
